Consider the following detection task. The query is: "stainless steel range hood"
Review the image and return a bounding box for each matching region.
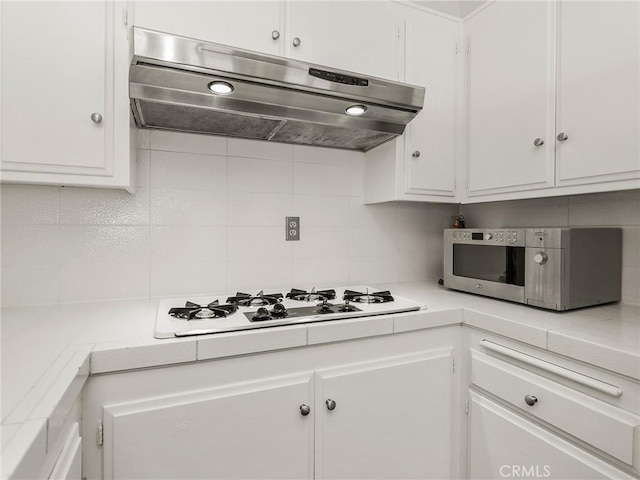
[129,28,425,152]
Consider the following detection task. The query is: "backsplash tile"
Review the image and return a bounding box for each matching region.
[0,185,58,225]
[7,134,636,307]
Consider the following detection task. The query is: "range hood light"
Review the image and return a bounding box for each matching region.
[208,80,234,95]
[345,104,367,116]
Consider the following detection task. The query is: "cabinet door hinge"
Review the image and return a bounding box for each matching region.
[123,9,128,26]
[465,400,470,415]
[455,42,459,54]
[97,421,104,448]
[454,178,457,189]
[452,357,456,373]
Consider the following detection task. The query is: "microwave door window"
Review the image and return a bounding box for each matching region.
[453,244,525,286]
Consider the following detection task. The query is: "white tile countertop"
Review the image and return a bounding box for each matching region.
[2,281,639,478]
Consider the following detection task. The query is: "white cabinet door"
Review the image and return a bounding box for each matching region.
[466,1,555,196]
[287,1,400,81]
[102,373,314,479]
[1,1,133,190]
[133,1,283,55]
[404,11,458,196]
[315,350,453,479]
[2,1,106,170]
[468,392,634,480]
[49,423,82,480]
[555,1,640,186]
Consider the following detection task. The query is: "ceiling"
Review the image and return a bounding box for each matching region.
[409,0,488,18]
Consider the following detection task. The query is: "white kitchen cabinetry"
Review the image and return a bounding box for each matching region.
[285,1,400,81]
[464,1,640,201]
[465,0,555,197]
[464,332,640,479]
[48,423,82,480]
[555,1,640,187]
[0,1,134,191]
[133,1,399,82]
[365,6,460,203]
[468,392,634,479]
[132,1,284,56]
[100,373,315,479]
[315,351,453,479]
[82,330,457,479]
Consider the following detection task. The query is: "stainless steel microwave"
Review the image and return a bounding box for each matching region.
[444,228,622,311]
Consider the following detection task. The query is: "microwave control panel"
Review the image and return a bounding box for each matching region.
[448,229,525,246]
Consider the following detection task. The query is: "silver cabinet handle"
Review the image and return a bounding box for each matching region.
[271,30,280,40]
[293,37,301,47]
[524,395,538,406]
[326,399,336,411]
[299,404,311,416]
[533,138,544,147]
[412,150,420,158]
[557,132,568,141]
[90,113,103,124]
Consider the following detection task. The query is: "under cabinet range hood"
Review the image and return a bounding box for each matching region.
[129,28,425,151]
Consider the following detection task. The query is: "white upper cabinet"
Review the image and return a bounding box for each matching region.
[286,1,400,81]
[133,1,284,55]
[555,1,640,187]
[133,1,400,81]
[464,0,640,202]
[0,1,134,190]
[403,10,459,196]
[465,1,556,196]
[365,5,460,204]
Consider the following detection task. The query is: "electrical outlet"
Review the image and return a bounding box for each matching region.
[286,216,300,241]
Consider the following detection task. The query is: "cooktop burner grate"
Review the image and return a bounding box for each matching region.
[286,287,337,302]
[343,289,394,304]
[226,291,284,307]
[168,300,238,320]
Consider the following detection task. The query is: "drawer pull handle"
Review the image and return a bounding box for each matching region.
[480,340,623,398]
[524,395,538,406]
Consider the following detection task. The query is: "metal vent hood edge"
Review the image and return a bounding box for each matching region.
[129,27,425,152]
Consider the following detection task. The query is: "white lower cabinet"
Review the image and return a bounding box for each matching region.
[48,423,82,480]
[468,392,634,480]
[101,373,314,479]
[82,331,457,479]
[315,351,453,479]
[464,332,640,480]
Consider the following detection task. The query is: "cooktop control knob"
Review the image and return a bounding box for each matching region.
[533,252,548,265]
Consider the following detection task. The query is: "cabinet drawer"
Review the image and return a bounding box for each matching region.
[471,348,640,468]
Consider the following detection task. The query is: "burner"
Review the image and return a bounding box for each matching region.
[286,287,337,302]
[169,300,238,320]
[251,307,272,322]
[315,298,335,314]
[270,303,288,318]
[226,290,284,307]
[336,299,359,312]
[343,289,394,304]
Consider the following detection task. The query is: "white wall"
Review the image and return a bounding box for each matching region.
[460,190,640,306]
[1,131,457,307]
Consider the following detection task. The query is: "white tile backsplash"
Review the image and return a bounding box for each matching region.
[149,151,226,191]
[0,185,58,225]
[149,189,227,226]
[6,132,635,307]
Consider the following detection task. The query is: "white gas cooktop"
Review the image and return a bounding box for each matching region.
[154,286,426,338]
